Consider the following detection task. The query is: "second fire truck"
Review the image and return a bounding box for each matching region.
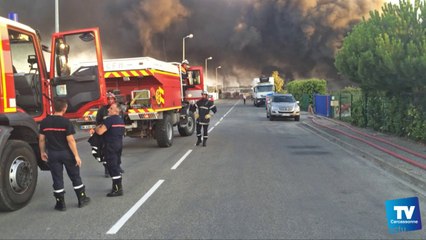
[76,57,206,147]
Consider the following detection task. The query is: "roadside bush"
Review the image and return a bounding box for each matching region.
[346,90,426,142]
[287,78,327,105]
[406,105,426,141]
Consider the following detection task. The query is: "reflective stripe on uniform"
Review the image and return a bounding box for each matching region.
[73,184,84,190]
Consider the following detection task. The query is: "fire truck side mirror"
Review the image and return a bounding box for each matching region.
[55,39,70,76]
[56,43,69,56]
[56,38,69,56]
[56,55,70,77]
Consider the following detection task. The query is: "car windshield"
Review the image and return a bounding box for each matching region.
[273,96,295,103]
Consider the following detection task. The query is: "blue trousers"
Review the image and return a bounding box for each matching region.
[47,150,83,191]
[103,141,123,178]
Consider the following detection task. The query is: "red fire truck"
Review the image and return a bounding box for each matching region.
[76,57,206,147]
[0,15,204,211]
[0,16,110,211]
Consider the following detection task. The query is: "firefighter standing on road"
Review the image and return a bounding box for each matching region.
[95,103,125,197]
[190,91,217,147]
[89,92,124,177]
[39,98,90,211]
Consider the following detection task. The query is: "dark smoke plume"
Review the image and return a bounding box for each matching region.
[1,0,386,89]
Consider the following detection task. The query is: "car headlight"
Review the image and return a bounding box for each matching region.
[295,105,300,111]
[271,106,279,111]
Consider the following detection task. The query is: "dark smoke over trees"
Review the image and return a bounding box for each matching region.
[1,0,385,89]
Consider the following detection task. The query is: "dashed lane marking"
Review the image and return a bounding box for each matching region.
[106,179,165,235]
[171,149,193,170]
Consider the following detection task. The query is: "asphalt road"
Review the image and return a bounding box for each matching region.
[0,100,425,239]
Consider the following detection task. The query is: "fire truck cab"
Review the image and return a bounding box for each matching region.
[0,16,106,211]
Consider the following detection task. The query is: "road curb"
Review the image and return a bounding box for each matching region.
[301,121,426,194]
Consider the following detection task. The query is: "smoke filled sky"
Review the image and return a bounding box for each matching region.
[0,0,394,89]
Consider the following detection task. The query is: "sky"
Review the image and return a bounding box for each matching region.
[0,0,400,89]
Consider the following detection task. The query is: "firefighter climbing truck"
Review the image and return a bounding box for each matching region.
[0,15,110,211]
[77,57,205,147]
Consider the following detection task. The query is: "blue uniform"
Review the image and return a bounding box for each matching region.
[102,115,125,179]
[190,98,217,146]
[39,115,84,193]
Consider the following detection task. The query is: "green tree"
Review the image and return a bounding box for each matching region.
[272,71,285,93]
[335,0,426,95]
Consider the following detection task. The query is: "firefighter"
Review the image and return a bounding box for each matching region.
[39,98,90,211]
[181,59,190,78]
[95,103,125,197]
[181,59,190,91]
[89,92,124,177]
[190,91,217,147]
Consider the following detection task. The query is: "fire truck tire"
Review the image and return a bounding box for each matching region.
[155,114,173,147]
[0,140,38,211]
[178,112,195,136]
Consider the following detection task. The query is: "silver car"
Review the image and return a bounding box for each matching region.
[266,94,300,121]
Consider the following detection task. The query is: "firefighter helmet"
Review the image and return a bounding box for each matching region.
[201,90,208,95]
[106,92,116,99]
[182,59,189,65]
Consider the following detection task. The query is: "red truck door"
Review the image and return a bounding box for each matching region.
[49,28,106,119]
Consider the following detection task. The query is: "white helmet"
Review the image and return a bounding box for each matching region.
[182,59,189,65]
[201,90,208,95]
[106,92,116,99]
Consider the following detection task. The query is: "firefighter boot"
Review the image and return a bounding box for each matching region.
[75,186,91,208]
[54,192,66,211]
[196,136,202,146]
[202,138,207,147]
[107,178,123,197]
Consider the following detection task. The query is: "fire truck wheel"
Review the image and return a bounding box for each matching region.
[178,112,195,137]
[0,140,38,211]
[155,114,173,147]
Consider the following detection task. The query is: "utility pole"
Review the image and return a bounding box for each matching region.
[55,0,59,32]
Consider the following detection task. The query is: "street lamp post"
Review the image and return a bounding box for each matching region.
[55,0,59,32]
[182,34,194,62]
[204,56,213,89]
[215,66,222,92]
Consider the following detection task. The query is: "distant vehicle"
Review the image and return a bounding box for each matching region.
[266,94,300,121]
[251,76,274,107]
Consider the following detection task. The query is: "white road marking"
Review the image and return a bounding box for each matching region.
[209,101,238,131]
[171,149,193,170]
[106,179,165,235]
[208,126,215,133]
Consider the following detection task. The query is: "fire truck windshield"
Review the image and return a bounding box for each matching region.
[188,70,201,85]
